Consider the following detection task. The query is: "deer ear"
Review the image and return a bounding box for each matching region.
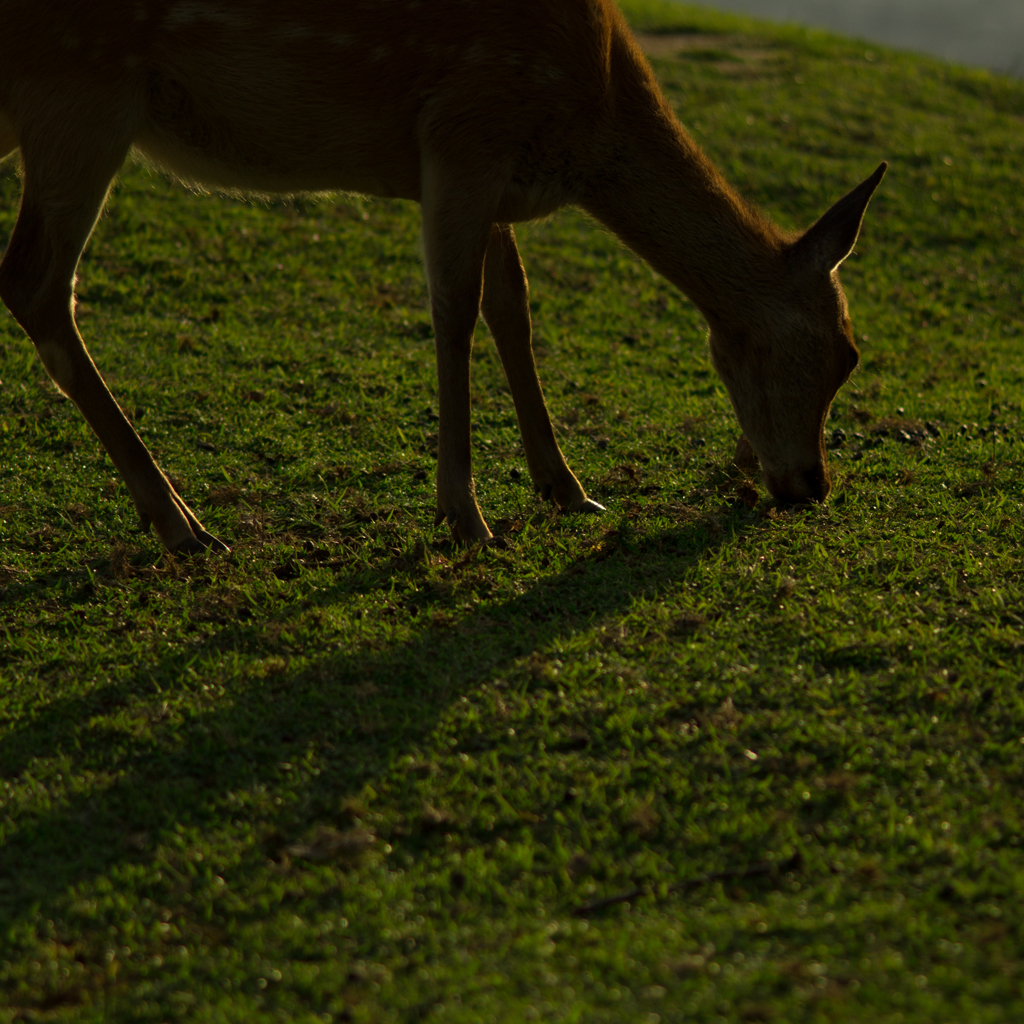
[792,162,887,273]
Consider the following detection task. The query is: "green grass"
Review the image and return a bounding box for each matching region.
[3,2,1024,1021]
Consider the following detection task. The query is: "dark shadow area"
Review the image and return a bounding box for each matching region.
[0,508,757,935]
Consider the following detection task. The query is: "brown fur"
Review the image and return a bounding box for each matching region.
[0,0,884,551]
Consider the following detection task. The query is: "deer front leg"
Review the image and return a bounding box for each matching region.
[0,132,227,555]
[420,177,495,543]
[482,224,604,514]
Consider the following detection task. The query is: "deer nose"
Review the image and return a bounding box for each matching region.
[765,464,830,504]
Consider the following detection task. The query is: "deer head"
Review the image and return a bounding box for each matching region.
[708,163,886,503]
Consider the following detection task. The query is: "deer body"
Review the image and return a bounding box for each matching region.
[0,0,884,552]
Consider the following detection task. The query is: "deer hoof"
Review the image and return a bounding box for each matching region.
[455,524,494,545]
[195,530,231,554]
[436,506,492,544]
[171,530,230,556]
[452,519,493,544]
[171,533,210,556]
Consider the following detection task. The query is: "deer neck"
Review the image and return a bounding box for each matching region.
[578,90,785,324]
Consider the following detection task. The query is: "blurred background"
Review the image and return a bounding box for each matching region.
[689,0,1024,76]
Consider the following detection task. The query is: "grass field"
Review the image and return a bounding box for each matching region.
[3,2,1024,1021]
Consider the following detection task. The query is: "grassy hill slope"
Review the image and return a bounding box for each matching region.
[1,2,1024,1020]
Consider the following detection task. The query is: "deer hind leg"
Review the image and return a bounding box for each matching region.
[482,224,604,514]
[0,129,227,555]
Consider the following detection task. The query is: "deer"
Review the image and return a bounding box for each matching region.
[0,0,885,554]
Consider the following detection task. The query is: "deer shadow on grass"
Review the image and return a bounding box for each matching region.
[0,507,755,946]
